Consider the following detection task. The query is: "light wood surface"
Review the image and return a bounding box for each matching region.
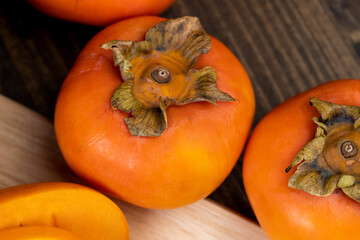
[0,94,268,240]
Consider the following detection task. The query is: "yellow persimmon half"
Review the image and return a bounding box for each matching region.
[0,182,129,240]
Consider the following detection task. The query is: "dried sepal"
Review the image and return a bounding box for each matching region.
[111,81,143,114]
[145,16,211,68]
[286,136,325,173]
[102,16,234,137]
[342,177,360,202]
[337,175,356,188]
[125,100,168,137]
[111,81,168,137]
[312,117,327,135]
[288,160,340,196]
[191,66,234,103]
[174,66,234,105]
[310,97,360,123]
[354,117,360,130]
[287,97,360,201]
[101,41,151,81]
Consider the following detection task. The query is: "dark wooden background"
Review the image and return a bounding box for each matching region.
[0,0,359,221]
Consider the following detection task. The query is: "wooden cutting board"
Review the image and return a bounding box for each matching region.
[0,94,268,240]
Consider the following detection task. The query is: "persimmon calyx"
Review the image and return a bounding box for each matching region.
[286,97,360,201]
[101,16,234,137]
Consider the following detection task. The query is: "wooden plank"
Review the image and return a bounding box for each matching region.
[0,94,268,240]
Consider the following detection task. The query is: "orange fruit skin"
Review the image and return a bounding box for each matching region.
[54,16,255,209]
[27,0,175,26]
[0,182,129,240]
[243,79,360,240]
[0,226,83,240]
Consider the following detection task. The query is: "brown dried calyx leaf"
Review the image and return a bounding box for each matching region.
[101,16,234,137]
[286,97,360,201]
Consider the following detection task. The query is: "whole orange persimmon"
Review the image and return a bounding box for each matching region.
[243,79,360,239]
[27,0,175,26]
[55,16,255,209]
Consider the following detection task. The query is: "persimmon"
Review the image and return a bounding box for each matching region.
[54,16,255,208]
[243,79,360,239]
[0,182,129,240]
[26,0,175,26]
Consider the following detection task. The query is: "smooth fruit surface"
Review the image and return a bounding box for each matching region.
[0,226,82,240]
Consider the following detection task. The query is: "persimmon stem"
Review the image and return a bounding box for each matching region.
[287,97,360,202]
[102,16,234,137]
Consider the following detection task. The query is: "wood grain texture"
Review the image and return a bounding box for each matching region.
[0,94,268,240]
[0,0,359,221]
